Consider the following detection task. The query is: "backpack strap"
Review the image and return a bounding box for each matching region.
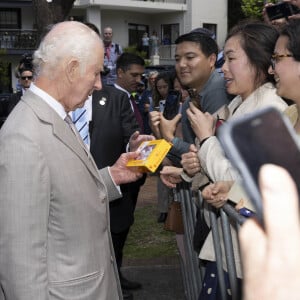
[115,43,120,55]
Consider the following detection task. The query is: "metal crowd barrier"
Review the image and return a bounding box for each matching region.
[176,182,247,300]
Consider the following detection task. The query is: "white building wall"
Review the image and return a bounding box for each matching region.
[190,0,227,48]
[86,6,102,30]
[76,0,228,48]
[96,10,154,48]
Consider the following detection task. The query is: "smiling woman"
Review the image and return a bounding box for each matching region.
[238,20,300,300]
[270,19,300,132]
[269,20,300,106]
[182,21,289,182]
[180,20,289,300]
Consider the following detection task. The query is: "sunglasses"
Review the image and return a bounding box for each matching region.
[270,53,293,70]
[21,76,33,80]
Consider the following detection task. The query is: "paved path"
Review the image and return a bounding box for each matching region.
[136,174,158,208]
[122,264,186,300]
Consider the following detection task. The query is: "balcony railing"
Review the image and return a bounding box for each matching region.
[137,0,186,3]
[0,30,38,50]
[75,0,186,4]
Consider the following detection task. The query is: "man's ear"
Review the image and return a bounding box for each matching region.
[117,67,124,79]
[208,53,217,68]
[66,59,80,82]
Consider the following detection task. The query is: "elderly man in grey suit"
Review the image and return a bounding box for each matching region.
[0,21,148,300]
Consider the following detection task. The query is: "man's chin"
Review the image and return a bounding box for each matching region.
[179,79,190,87]
[76,102,85,109]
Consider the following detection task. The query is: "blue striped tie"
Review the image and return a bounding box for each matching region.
[72,107,89,145]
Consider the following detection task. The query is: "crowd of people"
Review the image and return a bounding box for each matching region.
[1,1,300,299]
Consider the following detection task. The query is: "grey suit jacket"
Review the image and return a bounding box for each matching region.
[0,91,122,300]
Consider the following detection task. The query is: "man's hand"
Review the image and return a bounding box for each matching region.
[239,165,300,300]
[288,13,300,20]
[159,113,182,142]
[186,102,215,142]
[160,166,183,188]
[129,131,154,152]
[262,2,275,25]
[281,0,300,20]
[149,111,162,139]
[110,152,143,185]
[181,144,201,177]
[202,181,234,208]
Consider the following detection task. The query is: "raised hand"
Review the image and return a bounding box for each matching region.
[129,131,154,152]
[240,165,300,300]
[181,144,201,177]
[186,102,215,142]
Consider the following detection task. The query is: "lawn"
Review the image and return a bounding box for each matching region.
[123,204,178,260]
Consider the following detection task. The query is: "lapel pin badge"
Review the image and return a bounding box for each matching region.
[99,97,107,106]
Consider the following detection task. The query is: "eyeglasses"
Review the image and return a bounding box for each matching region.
[21,76,33,80]
[270,53,293,69]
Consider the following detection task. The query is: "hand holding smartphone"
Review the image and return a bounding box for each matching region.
[266,2,300,21]
[163,90,181,120]
[218,107,300,224]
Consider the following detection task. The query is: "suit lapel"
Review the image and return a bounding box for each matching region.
[23,91,101,182]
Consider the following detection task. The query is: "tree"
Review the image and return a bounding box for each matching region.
[241,0,276,19]
[228,0,245,30]
[32,0,76,43]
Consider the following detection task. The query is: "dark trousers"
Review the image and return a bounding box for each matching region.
[110,175,146,274]
[111,227,130,273]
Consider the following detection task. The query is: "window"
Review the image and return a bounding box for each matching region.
[128,23,149,48]
[203,23,217,40]
[161,24,179,45]
[0,8,21,29]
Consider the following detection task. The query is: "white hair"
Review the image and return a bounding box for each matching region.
[33,21,102,77]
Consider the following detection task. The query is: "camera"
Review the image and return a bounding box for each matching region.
[19,53,33,71]
[266,2,300,21]
[100,65,110,76]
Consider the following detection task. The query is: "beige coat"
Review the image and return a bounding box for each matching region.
[199,83,288,278]
[0,91,122,299]
[199,82,288,182]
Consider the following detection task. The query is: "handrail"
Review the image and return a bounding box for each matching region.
[0,30,38,50]
[176,183,247,300]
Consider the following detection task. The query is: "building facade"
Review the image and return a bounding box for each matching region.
[72,0,227,63]
[0,0,227,92]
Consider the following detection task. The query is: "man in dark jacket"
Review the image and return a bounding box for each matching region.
[7,67,33,114]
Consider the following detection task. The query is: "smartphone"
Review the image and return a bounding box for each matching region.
[163,90,181,120]
[188,88,202,111]
[218,107,300,223]
[266,2,300,21]
[159,100,166,113]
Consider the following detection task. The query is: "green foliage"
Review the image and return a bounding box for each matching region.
[124,44,147,59]
[228,0,246,30]
[123,45,151,66]
[241,0,276,19]
[0,51,11,93]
